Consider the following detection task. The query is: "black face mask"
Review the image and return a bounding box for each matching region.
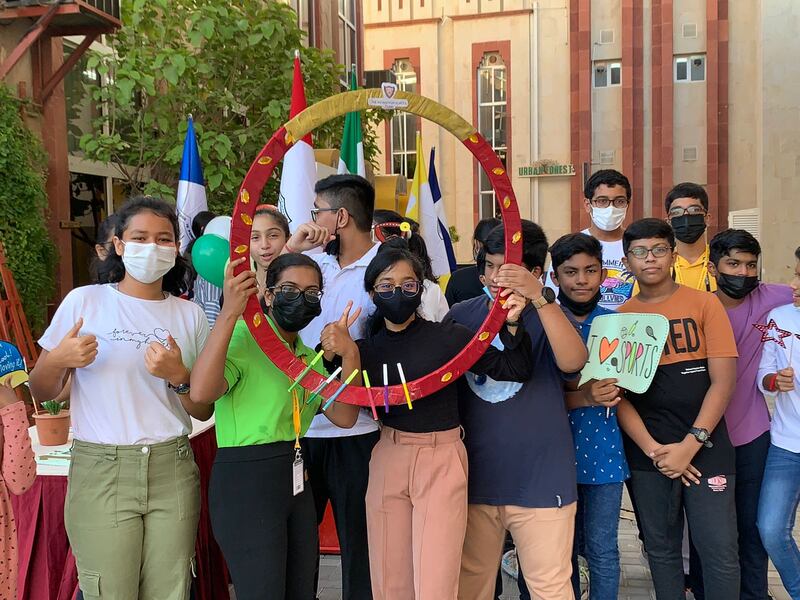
[557,287,601,317]
[670,214,707,244]
[716,273,759,300]
[268,292,322,332]
[373,288,422,325]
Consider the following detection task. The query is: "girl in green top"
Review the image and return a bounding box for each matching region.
[190,253,359,600]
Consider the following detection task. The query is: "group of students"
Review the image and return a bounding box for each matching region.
[0,169,798,600]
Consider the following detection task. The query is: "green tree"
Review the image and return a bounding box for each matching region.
[81,0,385,215]
[0,85,58,332]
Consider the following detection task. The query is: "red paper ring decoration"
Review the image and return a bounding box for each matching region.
[230,89,522,407]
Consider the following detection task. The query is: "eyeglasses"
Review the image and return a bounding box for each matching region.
[626,246,673,259]
[269,284,323,303]
[668,205,707,219]
[373,281,421,299]
[310,207,339,223]
[591,196,629,209]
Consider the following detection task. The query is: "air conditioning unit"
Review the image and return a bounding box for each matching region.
[682,146,698,162]
[682,23,698,39]
[728,208,760,240]
[600,29,614,44]
[364,69,396,89]
[598,150,615,165]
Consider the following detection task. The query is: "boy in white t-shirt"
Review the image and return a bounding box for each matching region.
[756,244,800,597]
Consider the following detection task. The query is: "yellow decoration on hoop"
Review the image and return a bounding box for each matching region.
[468,134,479,144]
[253,313,263,328]
[258,156,272,165]
[503,196,511,209]
[240,189,250,204]
[285,132,294,145]
[241,213,253,226]
[512,231,522,244]
[234,244,249,255]
[478,332,491,342]
[492,168,506,176]
[441,372,453,383]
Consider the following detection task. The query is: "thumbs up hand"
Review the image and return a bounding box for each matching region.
[145,334,189,387]
[320,301,360,360]
[50,318,98,369]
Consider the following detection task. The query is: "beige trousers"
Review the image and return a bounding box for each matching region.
[366,426,468,600]
[459,502,577,600]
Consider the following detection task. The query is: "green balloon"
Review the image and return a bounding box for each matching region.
[192,234,228,287]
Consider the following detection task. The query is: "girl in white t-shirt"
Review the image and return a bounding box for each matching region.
[30,196,211,600]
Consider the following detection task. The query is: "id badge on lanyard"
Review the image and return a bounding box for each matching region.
[292,389,304,496]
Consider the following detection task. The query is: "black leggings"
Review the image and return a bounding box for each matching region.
[209,442,318,600]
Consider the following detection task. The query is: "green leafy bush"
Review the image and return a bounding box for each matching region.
[0,85,58,332]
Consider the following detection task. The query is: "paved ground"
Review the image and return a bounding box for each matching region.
[315,498,795,600]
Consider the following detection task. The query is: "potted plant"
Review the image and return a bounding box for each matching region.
[34,400,70,446]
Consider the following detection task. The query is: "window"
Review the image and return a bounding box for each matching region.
[338,0,357,84]
[477,52,508,219]
[290,0,314,46]
[389,59,417,178]
[675,55,705,82]
[593,61,621,88]
[64,45,102,155]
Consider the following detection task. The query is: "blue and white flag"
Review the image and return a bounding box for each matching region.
[177,116,208,253]
[429,147,458,276]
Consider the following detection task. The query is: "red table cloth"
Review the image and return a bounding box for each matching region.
[11,426,229,600]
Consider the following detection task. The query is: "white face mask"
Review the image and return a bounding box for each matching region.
[591,205,627,232]
[121,241,176,284]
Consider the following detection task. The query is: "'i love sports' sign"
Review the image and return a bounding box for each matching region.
[579,313,669,394]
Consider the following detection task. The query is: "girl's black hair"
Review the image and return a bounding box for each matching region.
[265,252,323,290]
[363,244,425,338]
[255,205,290,238]
[372,212,438,283]
[91,214,119,284]
[104,196,191,296]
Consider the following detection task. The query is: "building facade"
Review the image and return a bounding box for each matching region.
[364,0,800,281]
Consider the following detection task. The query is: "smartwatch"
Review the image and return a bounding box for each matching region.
[689,427,713,448]
[531,287,556,309]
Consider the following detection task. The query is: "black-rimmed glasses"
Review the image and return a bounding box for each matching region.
[269,285,323,303]
[373,281,421,299]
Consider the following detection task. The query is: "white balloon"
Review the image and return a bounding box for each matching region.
[204,215,232,241]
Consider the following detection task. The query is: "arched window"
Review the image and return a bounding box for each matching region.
[389,59,418,178]
[477,52,507,219]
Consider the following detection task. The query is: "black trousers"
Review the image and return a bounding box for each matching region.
[688,431,771,600]
[306,431,380,600]
[209,442,318,600]
[630,469,740,600]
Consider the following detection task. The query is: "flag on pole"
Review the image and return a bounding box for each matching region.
[429,147,458,275]
[279,50,317,233]
[405,133,455,282]
[338,66,366,177]
[176,115,207,253]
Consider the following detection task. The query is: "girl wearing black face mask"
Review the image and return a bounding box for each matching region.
[190,253,359,600]
[319,246,534,599]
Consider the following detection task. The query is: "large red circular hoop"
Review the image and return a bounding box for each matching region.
[230,89,522,407]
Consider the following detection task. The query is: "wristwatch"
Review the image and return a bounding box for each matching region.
[168,382,191,395]
[531,287,556,309]
[689,427,713,448]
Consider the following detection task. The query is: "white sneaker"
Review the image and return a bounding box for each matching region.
[501,549,519,579]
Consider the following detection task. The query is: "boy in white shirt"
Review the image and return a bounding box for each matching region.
[756,244,800,598]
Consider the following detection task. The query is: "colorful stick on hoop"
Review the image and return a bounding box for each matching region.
[323,369,359,411]
[362,370,378,420]
[382,363,390,412]
[397,363,413,410]
[287,349,325,393]
[307,366,342,405]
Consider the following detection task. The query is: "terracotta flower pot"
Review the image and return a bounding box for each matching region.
[34,411,70,446]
